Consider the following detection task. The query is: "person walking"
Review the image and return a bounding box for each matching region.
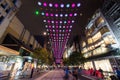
[30,68,34,78]
[73,67,78,80]
[115,67,120,80]
[64,67,69,80]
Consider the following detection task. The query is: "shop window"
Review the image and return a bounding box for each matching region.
[103,35,116,45]
[84,61,93,69]
[94,60,113,72]
[0,15,4,23]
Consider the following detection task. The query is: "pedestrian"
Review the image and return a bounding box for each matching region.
[30,67,34,78]
[72,67,78,80]
[115,67,120,80]
[98,68,104,79]
[64,67,69,80]
[90,68,94,76]
[78,67,82,80]
[68,71,74,80]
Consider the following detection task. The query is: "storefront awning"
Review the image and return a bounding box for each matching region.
[0,45,19,55]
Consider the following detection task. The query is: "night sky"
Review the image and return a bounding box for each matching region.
[17,0,104,40]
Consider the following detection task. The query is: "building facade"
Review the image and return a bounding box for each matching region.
[0,0,41,77]
[81,0,120,77]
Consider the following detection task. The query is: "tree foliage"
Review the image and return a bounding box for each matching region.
[63,58,70,65]
[69,51,86,65]
[32,48,49,65]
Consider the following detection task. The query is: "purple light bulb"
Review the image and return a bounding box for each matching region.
[55,4,58,8]
[46,13,49,16]
[69,13,73,17]
[72,3,75,8]
[43,2,47,7]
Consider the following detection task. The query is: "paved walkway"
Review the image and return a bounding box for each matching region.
[35,69,64,80]
[34,69,97,80]
[0,69,102,80]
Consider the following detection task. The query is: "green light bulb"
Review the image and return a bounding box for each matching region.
[35,10,39,15]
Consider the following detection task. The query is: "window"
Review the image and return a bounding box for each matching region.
[12,0,17,4]
[82,41,86,47]
[112,8,120,21]
[0,15,4,23]
[106,1,115,10]
[1,1,7,9]
[100,26,110,35]
[103,35,116,45]
[117,23,120,28]
[6,7,11,13]
[92,32,102,42]
[95,17,104,27]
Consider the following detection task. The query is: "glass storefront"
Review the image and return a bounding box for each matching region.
[84,59,113,72]
[84,61,94,70]
[94,59,113,72]
[0,45,23,77]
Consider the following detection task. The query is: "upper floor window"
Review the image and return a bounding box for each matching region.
[82,41,86,47]
[95,17,104,27]
[117,22,120,29]
[103,35,116,45]
[5,7,11,13]
[1,0,7,9]
[12,0,17,4]
[87,38,93,44]
[92,32,102,42]
[106,1,115,10]
[112,9,120,21]
[0,15,4,24]
[100,26,110,35]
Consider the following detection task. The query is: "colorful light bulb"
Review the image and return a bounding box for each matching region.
[49,3,53,7]
[43,2,47,7]
[55,4,58,8]
[72,3,75,8]
[77,3,81,7]
[60,4,64,8]
[38,2,42,6]
[41,12,45,15]
[35,10,39,15]
[66,4,70,8]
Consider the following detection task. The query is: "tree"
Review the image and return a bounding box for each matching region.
[69,51,86,65]
[73,35,81,52]
[32,48,49,65]
[63,58,70,66]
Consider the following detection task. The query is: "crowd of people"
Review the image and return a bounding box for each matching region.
[63,66,104,80]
